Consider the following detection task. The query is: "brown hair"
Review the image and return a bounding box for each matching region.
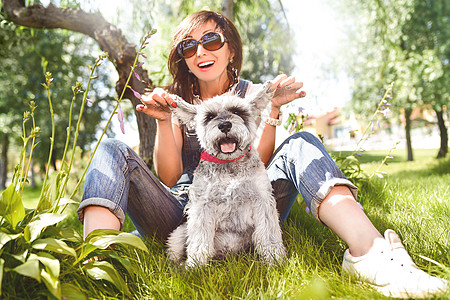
[166,10,242,104]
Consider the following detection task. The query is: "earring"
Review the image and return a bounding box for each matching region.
[232,66,238,84]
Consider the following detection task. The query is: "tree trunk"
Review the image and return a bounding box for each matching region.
[435,107,448,158]
[404,108,414,161]
[221,0,234,20]
[0,133,8,189]
[2,0,156,168]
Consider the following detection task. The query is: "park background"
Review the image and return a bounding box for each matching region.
[0,0,449,299]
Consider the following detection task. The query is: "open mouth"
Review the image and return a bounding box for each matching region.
[218,137,238,153]
[198,61,215,69]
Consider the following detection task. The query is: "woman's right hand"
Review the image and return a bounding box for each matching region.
[136,88,177,122]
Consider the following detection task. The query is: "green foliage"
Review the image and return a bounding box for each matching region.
[0,15,113,174]
[234,0,295,83]
[329,0,448,159]
[401,0,450,110]
[0,33,155,297]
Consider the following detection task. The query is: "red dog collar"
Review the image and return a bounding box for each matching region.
[200,146,251,163]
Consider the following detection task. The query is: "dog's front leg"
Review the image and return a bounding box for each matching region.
[166,224,188,262]
[185,202,216,268]
[252,195,286,264]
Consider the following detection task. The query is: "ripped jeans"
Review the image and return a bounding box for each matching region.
[77,132,357,240]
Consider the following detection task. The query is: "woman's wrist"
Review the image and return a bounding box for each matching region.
[265,108,283,127]
[268,106,281,119]
[156,117,172,127]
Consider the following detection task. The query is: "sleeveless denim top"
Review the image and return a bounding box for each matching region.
[170,79,250,206]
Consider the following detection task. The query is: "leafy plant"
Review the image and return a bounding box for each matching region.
[0,30,156,299]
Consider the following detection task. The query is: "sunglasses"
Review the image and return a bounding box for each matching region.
[177,32,228,59]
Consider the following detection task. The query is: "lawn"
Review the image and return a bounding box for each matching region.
[15,149,450,299]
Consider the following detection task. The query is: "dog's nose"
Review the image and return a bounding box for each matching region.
[218,121,232,133]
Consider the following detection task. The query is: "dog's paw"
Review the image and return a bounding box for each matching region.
[263,80,275,94]
[166,249,182,262]
[185,256,208,269]
[260,244,287,264]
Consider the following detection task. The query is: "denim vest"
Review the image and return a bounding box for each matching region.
[174,79,250,188]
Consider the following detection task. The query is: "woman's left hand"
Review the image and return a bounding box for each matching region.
[270,74,306,109]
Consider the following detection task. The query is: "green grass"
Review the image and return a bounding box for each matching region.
[14,149,450,299]
[21,184,42,208]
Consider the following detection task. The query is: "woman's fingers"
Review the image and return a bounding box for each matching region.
[137,88,175,119]
[270,74,288,89]
[283,81,303,93]
[141,88,171,107]
[278,76,296,88]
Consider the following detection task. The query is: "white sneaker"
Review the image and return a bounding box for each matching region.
[342,229,449,298]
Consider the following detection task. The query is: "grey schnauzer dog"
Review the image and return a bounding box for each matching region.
[167,81,286,267]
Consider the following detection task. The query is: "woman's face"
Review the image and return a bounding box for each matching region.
[183,21,233,86]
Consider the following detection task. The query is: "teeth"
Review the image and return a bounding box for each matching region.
[198,61,214,68]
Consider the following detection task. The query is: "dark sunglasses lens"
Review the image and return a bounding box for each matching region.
[201,32,223,51]
[180,39,198,58]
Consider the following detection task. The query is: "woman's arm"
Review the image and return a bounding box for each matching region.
[257,75,306,165]
[257,107,281,165]
[137,88,184,186]
[153,119,184,186]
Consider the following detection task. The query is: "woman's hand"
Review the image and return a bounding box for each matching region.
[270,74,306,110]
[136,88,177,121]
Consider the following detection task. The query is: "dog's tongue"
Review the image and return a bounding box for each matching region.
[220,142,236,153]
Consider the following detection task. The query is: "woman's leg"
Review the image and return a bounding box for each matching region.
[267,131,381,255]
[267,132,448,297]
[83,206,121,239]
[318,186,383,256]
[77,138,184,241]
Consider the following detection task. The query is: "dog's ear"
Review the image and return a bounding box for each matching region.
[247,81,273,112]
[170,95,198,127]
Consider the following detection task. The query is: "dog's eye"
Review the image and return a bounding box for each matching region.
[229,107,246,117]
[229,107,249,120]
[204,113,216,123]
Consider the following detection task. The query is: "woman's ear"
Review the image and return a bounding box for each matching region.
[229,49,235,64]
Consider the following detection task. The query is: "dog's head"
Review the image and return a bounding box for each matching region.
[172,81,273,160]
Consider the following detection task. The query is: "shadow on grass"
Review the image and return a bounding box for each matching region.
[330,149,444,165]
[385,155,450,179]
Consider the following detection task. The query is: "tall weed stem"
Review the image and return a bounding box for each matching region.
[68,29,156,201]
[19,103,38,197]
[37,72,55,209]
[352,82,394,156]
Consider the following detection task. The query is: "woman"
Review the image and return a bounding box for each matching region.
[78,10,447,298]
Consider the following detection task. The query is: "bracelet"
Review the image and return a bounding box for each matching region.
[264,111,283,126]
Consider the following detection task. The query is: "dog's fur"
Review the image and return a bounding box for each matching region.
[167,82,286,267]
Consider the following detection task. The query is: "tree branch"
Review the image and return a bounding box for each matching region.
[2,0,157,165]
